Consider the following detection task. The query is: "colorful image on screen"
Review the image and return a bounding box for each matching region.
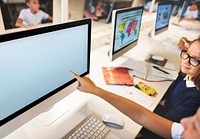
[155,4,172,31]
[114,9,143,52]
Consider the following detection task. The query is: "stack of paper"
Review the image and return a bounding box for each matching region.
[151,65,178,80]
[119,59,148,79]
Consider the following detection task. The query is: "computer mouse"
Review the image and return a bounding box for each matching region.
[102,113,125,129]
[152,55,165,61]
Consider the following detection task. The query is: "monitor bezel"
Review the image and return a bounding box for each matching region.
[109,6,144,61]
[106,0,134,23]
[0,18,91,127]
[154,2,172,35]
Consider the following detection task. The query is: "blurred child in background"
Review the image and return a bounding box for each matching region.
[15,0,52,29]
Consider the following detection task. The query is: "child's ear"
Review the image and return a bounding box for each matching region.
[26,2,30,8]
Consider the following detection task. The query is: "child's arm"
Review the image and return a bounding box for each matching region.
[15,18,27,28]
[48,15,53,21]
[15,18,37,29]
[183,17,196,21]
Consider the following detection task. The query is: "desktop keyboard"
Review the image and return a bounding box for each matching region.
[63,115,110,139]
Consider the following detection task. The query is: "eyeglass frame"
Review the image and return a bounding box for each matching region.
[180,50,200,67]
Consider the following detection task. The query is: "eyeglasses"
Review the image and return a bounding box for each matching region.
[180,50,200,67]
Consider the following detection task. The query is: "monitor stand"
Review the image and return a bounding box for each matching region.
[147,27,154,37]
[37,100,71,126]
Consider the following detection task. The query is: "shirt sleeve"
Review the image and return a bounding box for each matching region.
[184,7,198,18]
[171,122,184,139]
[18,9,26,20]
[41,10,49,20]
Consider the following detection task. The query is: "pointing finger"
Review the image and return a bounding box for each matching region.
[70,71,80,79]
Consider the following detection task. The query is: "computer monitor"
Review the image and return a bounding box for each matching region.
[0,18,91,138]
[106,0,134,23]
[154,2,172,35]
[109,6,143,61]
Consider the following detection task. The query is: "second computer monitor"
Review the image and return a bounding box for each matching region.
[109,6,143,61]
[154,2,172,35]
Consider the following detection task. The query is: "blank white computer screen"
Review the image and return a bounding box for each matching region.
[0,19,91,126]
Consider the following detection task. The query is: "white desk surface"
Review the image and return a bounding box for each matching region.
[90,30,182,109]
[3,17,199,139]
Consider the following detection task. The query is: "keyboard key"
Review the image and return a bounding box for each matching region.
[63,115,110,139]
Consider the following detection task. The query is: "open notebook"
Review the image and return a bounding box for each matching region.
[119,59,149,79]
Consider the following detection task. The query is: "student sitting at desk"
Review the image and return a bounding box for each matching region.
[138,37,200,138]
[135,37,200,138]
[15,0,52,29]
[183,1,200,21]
[155,37,200,123]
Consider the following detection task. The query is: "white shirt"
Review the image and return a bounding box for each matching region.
[184,6,198,19]
[18,8,49,25]
[184,75,196,88]
[144,2,157,12]
[171,122,184,139]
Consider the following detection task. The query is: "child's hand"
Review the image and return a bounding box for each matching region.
[70,71,97,94]
[26,25,39,29]
[177,37,190,51]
